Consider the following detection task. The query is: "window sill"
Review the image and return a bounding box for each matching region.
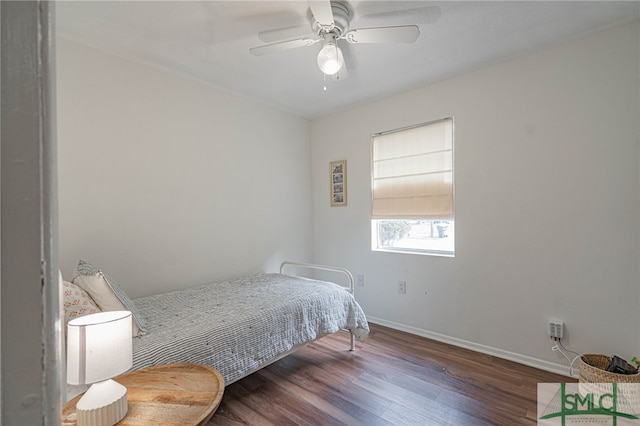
[372,247,455,257]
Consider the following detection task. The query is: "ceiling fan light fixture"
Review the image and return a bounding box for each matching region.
[317,38,344,75]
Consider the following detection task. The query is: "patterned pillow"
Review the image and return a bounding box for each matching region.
[72,259,147,337]
[63,281,101,324]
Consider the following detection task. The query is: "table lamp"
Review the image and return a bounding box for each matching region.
[67,311,133,426]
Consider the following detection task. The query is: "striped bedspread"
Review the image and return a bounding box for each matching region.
[131,273,369,385]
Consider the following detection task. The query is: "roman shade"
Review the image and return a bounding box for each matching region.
[372,118,453,219]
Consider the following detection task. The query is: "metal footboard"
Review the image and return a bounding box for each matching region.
[279,261,357,351]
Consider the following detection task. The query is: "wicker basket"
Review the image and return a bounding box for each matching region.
[579,354,640,384]
[578,354,640,414]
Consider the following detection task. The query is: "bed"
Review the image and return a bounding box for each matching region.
[66,260,369,388]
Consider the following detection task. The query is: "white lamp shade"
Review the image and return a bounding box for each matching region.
[67,311,133,385]
[317,41,344,75]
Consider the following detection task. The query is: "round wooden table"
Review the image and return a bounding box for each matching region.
[62,363,224,426]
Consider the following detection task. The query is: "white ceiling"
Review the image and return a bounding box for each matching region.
[55,1,640,119]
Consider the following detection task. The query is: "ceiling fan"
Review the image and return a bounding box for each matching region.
[249,0,426,77]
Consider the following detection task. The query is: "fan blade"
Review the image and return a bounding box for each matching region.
[250,38,319,56]
[344,25,419,44]
[360,5,441,25]
[308,0,335,30]
[258,25,314,43]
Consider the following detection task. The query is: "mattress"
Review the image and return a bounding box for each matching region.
[131,273,369,385]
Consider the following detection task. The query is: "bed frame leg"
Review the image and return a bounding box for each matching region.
[350,331,356,351]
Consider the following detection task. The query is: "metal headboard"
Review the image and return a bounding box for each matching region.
[279,261,355,294]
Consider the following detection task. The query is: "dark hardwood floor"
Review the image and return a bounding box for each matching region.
[208,323,573,425]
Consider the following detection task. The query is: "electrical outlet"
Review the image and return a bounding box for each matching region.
[356,274,365,287]
[548,321,564,339]
[398,280,406,294]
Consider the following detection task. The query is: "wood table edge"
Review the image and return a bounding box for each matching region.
[62,362,225,426]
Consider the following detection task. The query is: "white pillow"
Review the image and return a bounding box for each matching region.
[72,260,147,337]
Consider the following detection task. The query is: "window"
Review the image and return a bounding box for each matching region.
[371,118,454,256]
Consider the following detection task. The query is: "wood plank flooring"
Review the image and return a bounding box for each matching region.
[208,323,573,425]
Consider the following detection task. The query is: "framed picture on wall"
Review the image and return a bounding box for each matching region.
[330,160,347,207]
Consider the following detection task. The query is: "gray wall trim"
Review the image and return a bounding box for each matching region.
[1,1,61,425]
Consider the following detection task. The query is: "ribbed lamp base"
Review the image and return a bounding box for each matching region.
[76,379,128,426]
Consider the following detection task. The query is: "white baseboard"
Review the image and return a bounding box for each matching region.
[367,316,575,378]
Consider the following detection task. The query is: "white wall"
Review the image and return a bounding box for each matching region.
[57,38,313,298]
[311,21,640,374]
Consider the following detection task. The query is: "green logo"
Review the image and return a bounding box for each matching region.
[539,383,640,425]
